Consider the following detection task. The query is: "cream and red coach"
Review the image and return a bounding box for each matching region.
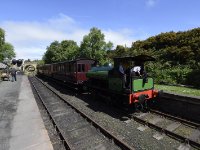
[37,58,96,88]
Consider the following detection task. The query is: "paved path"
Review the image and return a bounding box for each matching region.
[0,75,53,150]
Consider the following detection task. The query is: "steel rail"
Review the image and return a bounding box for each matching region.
[29,77,72,150]
[33,76,135,150]
[131,113,200,149]
[150,109,200,128]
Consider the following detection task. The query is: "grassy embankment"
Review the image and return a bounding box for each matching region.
[154,84,200,97]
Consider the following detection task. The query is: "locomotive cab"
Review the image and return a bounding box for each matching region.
[108,55,158,105]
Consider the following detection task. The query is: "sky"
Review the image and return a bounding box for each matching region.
[0,0,200,60]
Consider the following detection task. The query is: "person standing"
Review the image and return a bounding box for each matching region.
[131,62,142,76]
[131,65,141,76]
[10,67,17,82]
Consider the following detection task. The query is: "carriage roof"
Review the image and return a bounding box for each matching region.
[52,58,96,64]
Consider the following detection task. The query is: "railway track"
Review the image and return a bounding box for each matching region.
[29,76,135,150]
[128,109,200,149]
[34,75,200,149]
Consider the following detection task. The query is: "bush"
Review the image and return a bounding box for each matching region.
[168,66,192,84]
[147,64,192,85]
[185,70,200,87]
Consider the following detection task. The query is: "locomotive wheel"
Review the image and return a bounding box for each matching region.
[134,101,149,112]
[134,102,142,112]
[143,100,150,112]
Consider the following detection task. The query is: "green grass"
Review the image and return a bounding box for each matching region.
[154,84,200,97]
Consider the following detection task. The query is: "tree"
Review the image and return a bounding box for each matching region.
[113,45,129,57]
[0,42,16,62]
[43,41,60,64]
[60,40,79,61]
[0,28,16,62]
[3,43,15,59]
[128,27,200,86]
[0,28,5,48]
[0,28,5,61]
[79,27,113,65]
[43,40,79,64]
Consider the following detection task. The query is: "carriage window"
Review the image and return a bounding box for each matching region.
[78,64,81,72]
[82,64,85,72]
[78,64,85,72]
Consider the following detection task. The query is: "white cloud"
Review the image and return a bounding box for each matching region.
[17,47,45,60]
[0,14,147,60]
[104,29,135,47]
[145,0,157,7]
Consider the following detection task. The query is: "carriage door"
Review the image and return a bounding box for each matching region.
[77,63,86,83]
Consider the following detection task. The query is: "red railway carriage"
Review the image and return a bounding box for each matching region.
[37,58,96,88]
[37,64,51,76]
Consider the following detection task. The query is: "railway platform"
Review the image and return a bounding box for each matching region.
[0,75,53,150]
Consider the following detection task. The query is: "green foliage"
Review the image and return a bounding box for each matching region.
[0,42,16,62]
[0,28,15,62]
[43,40,79,64]
[25,59,44,65]
[128,27,200,87]
[43,41,60,63]
[0,28,5,61]
[37,60,45,65]
[79,27,113,65]
[2,43,16,59]
[0,28,5,47]
[113,45,129,57]
[61,40,79,60]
